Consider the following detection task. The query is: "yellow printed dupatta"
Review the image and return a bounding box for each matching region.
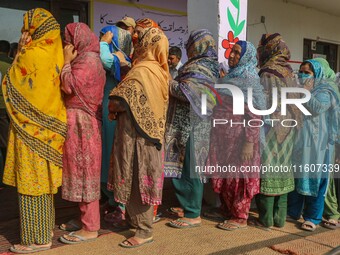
[2,8,67,167]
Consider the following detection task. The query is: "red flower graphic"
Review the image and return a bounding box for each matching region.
[222,31,239,59]
[20,67,27,76]
[45,39,53,45]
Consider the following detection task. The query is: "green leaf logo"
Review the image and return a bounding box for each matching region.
[227,0,245,38]
[234,20,245,37]
[230,0,239,9]
[227,7,236,31]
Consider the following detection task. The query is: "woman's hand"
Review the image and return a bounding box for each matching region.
[108,111,118,121]
[18,31,32,52]
[63,44,77,65]
[114,51,127,66]
[108,100,125,120]
[241,142,254,162]
[101,31,113,44]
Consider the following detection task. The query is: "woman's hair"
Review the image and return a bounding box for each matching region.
[300,61,315,75]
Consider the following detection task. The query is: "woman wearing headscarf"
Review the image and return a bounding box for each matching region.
[288,59,340,231]
[314,58,340,230]
[164,29,219,228]
[2,8,66,253]
[130,18,163,225]
[207,41,265,230]
[107,20,169,247]
[255,33,298,229]
[98,25,132,228]
[58,23,105,244]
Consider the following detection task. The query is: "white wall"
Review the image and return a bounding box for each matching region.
[0,7,25,43]
[187,0,219,42]
[247,0,340,71]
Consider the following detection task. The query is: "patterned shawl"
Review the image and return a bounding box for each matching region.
[219,41,266,110]
[257,33,301,143]
[109,27,169,150]
[306,59,340,143]
[164,29,219,178]
[257,33,293,77]
[1,8,66,167]
[131,18,163,66]
[178,29,220,117]
[135,18,160,29]
[62,23,106,120]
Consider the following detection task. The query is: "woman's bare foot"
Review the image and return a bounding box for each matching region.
[217,218,247,230]
[169,207,184,218]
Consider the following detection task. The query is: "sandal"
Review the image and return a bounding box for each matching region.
[217,220,248,231]
[59,219,81,232]
[322,219,340,230]
[10,243,51,254]
[168,218,201,229]
[119,237,154,248]
[301,221,317,232]
[59,232,97,245]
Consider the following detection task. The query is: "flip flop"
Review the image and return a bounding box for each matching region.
[59,232,97,245]
[322,219,340,230]
[168,218,202,229]
[59,219,81,232]
[10,244,51,254]
[217,220,248,231]
[301,221,317,232]
[119,237,154,248]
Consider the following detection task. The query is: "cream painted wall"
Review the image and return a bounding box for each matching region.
[247,0,340,71]
[187,0,219,42]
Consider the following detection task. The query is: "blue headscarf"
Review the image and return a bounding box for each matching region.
[219,41,266,110]
[236,40,247,59]
[100,25,132,81]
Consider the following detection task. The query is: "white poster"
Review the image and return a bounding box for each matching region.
[93,0,188,61]
[218,0,248,63]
